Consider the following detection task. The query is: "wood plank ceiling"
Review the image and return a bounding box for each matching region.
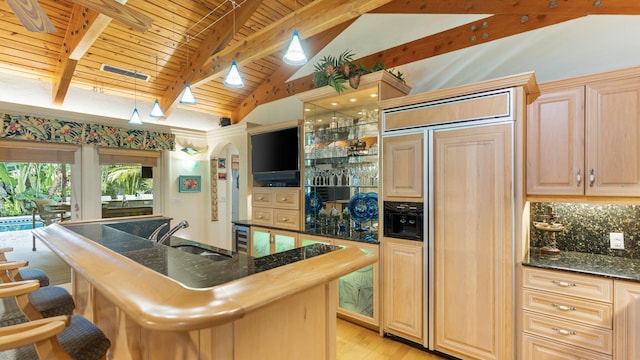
[1,0,639,125]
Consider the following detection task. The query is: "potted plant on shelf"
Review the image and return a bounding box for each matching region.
[312,50,405,93]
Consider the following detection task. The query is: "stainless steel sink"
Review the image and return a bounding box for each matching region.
[172,244,232,261]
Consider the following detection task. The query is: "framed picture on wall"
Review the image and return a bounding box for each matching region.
[178,175,201,193]
[218,172,227,180]
[218,158,226,169]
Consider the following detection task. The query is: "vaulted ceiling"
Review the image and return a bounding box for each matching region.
[1,0,640,130]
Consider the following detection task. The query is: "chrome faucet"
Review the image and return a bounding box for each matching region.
[148,223,168,242]
[157,220,189,244]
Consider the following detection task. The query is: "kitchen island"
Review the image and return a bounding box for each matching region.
[33,219,376,360]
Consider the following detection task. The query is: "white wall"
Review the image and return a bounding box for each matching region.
[204,123,251,250]
[159,130,210,242]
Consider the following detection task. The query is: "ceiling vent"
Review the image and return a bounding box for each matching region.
[100,64,150,81]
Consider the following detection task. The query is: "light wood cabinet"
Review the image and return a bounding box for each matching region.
[250,227,299,257]
[251,187,301,230]
[333,239,380,330]
[522,267,613,359]
[382,133,424,201]
[382,237,423,343]
[614,280,640,360]
[527,76,640,196]
[586,77,640,196]
[432,123,514,360]
[527,86,585,195]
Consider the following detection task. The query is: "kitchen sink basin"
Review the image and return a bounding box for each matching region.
[172,244,232,261]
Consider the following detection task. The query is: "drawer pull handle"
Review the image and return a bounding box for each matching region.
[281,217,289,221]
[552,280,576,287]
[552,327,576,336]
[257,215,263,219]
[280,197,288,201]
[576,169,582,186]
[552,303,576,312]
[257,196,263,200]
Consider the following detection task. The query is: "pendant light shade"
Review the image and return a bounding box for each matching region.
[129,108,142,125]
[150,55,165,118]
[179,84,196,104]
[129,70,142,125]
[224,60,244,88]
[283,30,307,65]
[150,99,165,118]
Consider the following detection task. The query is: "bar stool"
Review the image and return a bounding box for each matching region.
[0,281,75,328]
[0,281,110,360]
[0,249,49,287]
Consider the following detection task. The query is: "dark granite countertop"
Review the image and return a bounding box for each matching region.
[524,248,640,283]
[64,222,340,289]
[232,219,379,244]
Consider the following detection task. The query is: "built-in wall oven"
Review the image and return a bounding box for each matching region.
[383,201,424,241]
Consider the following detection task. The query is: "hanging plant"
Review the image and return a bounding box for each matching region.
[312,50,406,93]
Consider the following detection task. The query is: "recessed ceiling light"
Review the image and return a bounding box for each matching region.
[369,93,377,98]
[349,98,356,102]
[304,108,311,112]
[330,102,338,106]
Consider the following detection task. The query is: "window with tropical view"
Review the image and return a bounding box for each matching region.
[100,165,154,218]
[0,162,70,217]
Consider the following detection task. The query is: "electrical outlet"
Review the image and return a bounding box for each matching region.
[610,232,625,250]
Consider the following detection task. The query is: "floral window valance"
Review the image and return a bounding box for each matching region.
[0,113,175,151]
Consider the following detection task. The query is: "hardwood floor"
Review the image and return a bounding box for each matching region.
[337,319,447,360]
[3,229,448,359]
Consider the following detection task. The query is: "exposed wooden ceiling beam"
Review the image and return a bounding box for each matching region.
[72,0,152,33]
[371,0,640,15]
[186,0,392,90]
[160,0,265,119]
[52,3,126,105]
[240,13,583,113]
[233,19,356,123]
[5,0,57,32]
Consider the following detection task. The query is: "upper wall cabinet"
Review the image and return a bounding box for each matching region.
[527,75,640,197]
[382,133,424,201]
[527,87,585,195]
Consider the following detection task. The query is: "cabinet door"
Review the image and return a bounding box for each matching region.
[527,87,585,195]
[382,237,423,343]
[251,228,299,257]
[614,280,640,360]
[587,77,640,196]
[383,134,424,200]
[251,227,272,257]
[432,124,513,360]
[334,239,380,329]
[273,230,298,254]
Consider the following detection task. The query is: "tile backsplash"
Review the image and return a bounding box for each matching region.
[530,202,640,259]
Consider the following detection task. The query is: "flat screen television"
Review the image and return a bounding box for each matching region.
[251,127,300,185]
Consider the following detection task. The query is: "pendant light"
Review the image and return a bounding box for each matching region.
[179,36,197,105]
[283,1,307,65]
[283,30,307,65]
[129,71,142,125]
[150,55,165,118]
[224,2,244,88]
[224,60,244,88]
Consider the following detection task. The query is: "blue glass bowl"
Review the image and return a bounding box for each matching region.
[349,193,371,223]
[305,192,323,215]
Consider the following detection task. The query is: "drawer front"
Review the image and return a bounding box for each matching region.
[523,267,613,302]
[522,311,612,355]
[252,188,273,207]
[273,189,300,209]
[252,207,273,226]
[273,209,299,230]
[522,333,611,360]
[523,289,612,329]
